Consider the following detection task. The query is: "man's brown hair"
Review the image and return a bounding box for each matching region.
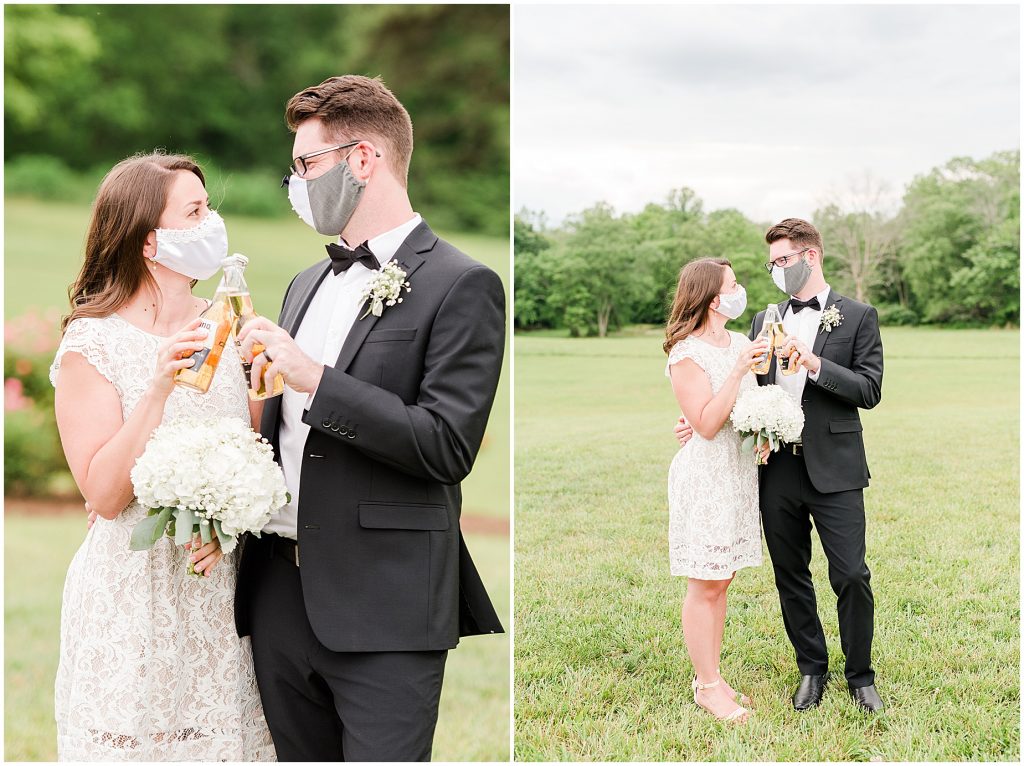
[285,75,414,186]
[765,217,824,257]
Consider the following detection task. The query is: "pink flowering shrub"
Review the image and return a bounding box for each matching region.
[4,309,73,496]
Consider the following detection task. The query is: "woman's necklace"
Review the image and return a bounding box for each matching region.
[700,325,727,344]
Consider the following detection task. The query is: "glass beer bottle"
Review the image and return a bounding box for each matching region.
[173,273,233,393]
[222,254,285,400]
[777,321,799,376]
[751,304,782,375]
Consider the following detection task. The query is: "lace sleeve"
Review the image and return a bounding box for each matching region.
[665,339,711,383]
[50,318,118,389]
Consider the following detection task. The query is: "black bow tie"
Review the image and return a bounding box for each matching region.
[326,242,380,275]
[790,296,821,314]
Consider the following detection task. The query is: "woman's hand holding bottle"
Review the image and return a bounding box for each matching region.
[732,337,770,379]
[151,319,208,396]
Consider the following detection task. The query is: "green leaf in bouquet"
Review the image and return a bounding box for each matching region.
[741,434,756,453]
[199,518,213,545]
[129,506,174,551]
[768,431,777,451]
[173,508,196,546]
[212,519,237,554]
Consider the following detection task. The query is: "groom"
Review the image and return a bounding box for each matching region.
[676,218,883,713]
[233,75,505,761]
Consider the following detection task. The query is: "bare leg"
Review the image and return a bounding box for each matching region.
[710,574,748,703]
[682,577,748,721]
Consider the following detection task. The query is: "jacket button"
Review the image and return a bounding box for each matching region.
[331,424,341,432]
[347,431,357,439]
[322,420,332,428]
[339,426,349,436]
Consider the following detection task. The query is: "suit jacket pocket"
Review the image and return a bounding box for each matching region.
[829,418,863,434]
[359,502,449,530]
[364,328,417,343]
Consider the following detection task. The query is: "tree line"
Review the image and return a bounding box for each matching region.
[4,4,509,235]
[515,151,1019,335]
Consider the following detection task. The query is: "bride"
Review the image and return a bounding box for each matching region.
[664,258,768,724]
[50,152,275,760]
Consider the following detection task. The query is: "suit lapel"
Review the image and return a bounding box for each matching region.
[332,221,435,373]
[767,299,789,385]
[283,263,332,337]
[812,290,842,357]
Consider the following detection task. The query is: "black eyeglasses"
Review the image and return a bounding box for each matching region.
[763,247,809,273]
[281,140,381,187]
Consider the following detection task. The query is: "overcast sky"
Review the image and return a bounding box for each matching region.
[514,3,1020,225]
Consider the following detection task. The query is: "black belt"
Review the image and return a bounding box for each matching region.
[266,534,299,567]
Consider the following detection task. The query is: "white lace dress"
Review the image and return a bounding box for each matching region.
[666,332,762,579]
[49,314,276,762]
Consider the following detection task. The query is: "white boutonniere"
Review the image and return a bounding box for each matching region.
[820,305,844,333]
[359,262,412,320]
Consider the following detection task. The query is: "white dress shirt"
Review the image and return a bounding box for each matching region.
[263,213,422,539]
[774,284,831,439]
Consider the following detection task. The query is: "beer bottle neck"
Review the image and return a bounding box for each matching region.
[221,264,249,294]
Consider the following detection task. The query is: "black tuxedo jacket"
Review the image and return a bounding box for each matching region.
[235,220,505,652]
[749,291,883,494]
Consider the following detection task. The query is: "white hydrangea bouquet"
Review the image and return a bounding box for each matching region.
[129,416,289,575]
[731,385,805,464]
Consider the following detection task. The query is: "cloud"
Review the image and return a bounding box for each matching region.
[514,4,1020,224]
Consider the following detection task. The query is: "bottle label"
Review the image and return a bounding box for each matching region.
[188,318,218,369]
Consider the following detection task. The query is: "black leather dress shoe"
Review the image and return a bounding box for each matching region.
[792,672,830,711]
[849,683,884,712]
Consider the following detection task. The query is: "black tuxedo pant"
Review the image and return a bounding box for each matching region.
[760,449,875,688]
[246,537,447,761]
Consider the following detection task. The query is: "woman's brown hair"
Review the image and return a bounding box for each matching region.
[61,152,205,333]
[663,257,731,354]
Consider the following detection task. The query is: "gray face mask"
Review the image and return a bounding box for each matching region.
[287,154,366,236]
[771,255,813,295]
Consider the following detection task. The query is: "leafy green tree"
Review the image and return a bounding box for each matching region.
[701,208,771,330]
[340,5,509,235]
[3,4,509,235]
[628,189,705,324]
[550,203,651,337]
[514,212,556,329]
[4,5,99,133]
[948,216,1020,325]
[899,151,1019,323]
[814,174,900,304]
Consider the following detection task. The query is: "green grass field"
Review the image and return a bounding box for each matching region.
[4,196,509,518]
[4,197,510,760]
[3,516,509,761]
[514,326,1019,761]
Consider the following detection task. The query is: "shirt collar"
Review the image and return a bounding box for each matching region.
[337,213,422,269]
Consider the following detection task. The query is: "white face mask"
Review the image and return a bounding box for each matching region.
[152,210,228,280]
[714,284,747,319]
[287,175,316,230]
